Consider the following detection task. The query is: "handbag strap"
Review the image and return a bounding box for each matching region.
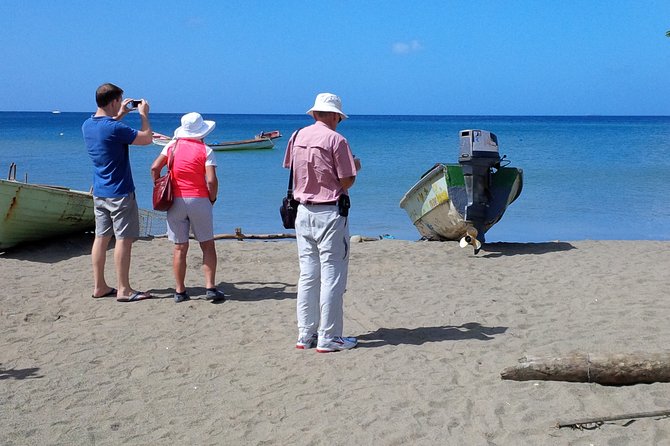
[287,128,302,193]
[166,140,177,173]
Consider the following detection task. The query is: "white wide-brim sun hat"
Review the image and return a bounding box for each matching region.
[174,112,216,139]
[306,93,348,120]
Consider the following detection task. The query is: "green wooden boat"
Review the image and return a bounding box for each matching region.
[399,130,523,252]
[209,137,275,151]
[152,130,281,151]
[0,165,95,250]
[400,163,523,239]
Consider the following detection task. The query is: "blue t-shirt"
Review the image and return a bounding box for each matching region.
[82,116,138,198]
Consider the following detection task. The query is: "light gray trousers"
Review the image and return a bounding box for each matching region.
[295,204,350,340]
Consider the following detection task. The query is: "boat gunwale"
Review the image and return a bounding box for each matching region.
[0,178,92,197]
[399,163,447,208]
[210,136,273,147]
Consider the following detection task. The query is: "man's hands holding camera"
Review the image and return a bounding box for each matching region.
[121,98,149,116]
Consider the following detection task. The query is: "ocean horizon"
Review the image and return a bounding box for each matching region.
[1,112,669,243]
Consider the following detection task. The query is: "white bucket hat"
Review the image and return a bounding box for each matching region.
[174,112,216,139]
[306,93,348,120]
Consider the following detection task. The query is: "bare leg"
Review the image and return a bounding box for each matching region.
[114,237,135,296]
[200,239,217,289]
[173,242,189,293]
[92,235,113,296]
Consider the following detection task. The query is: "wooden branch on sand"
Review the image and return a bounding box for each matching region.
[212,228,296,241]
[557,409,670,429]
[500,352,670,385]
[209,228,382,242]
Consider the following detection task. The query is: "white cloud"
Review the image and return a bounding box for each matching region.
[186,17,205,27]
[392,40,423,55]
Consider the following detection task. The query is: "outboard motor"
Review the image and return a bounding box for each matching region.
[458,130,501,241]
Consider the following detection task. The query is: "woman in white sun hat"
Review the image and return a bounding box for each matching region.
[151,112,226,303]
[283,93,362,352]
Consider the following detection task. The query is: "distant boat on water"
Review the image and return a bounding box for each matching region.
[152,130,282,151]
[151,132,173,146]
[209,136,275,151]
[51,110,61,114]
[0,163,95,250]
[255,130,282,140]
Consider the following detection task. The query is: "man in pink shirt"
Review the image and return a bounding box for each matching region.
[283,93,361,352]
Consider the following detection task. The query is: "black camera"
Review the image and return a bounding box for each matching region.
[337,194,350,217]
[127,100,141,109]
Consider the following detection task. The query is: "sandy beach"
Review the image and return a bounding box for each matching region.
[1,236,670,445]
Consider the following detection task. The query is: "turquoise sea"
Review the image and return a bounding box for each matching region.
[1,112,669,242]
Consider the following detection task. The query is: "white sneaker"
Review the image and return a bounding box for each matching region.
[296,333,318,350]
[316,336,358,353]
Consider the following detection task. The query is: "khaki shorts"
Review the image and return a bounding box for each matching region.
[167,197,214,243]
[93,192,140,239]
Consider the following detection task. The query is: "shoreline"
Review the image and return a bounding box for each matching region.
[4,112,670,243]
[1,237,670,444]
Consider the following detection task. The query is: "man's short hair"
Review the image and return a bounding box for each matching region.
[95,83,123,108]
[314,110,342,122]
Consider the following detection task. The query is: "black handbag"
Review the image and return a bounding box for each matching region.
[280,129,301,229]
[280,165,299,229]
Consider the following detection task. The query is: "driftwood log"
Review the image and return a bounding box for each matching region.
[210,229,379,242]
[213,228,296,241]
[500,353,670,385]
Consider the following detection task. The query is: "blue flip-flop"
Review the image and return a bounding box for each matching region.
[92,288,117,299]
[116,291,152,302]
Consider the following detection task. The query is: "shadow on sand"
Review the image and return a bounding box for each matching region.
[0,232,94,262]
[480,241,576,257]
[356,322,507,348]
[0,365,43,380]
[221,281,297,302]
[0,233,160,263]
[143,281,297,303]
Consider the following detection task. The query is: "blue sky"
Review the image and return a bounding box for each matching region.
[1,1,669,115]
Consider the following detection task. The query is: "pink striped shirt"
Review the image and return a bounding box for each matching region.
[282,121,356,203]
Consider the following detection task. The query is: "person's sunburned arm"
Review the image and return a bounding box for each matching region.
[340,176,356,190]
[339,156,360,190]
[205,165,218,203]
[132,100,153,146]
[150,154,167,182]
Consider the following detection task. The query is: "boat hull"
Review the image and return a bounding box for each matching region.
[399,164,523,241]
[153,132,277,151]
[210,138,274,151]
[0,179,95,250]
[256,130,282,140]
[152,132,172,146]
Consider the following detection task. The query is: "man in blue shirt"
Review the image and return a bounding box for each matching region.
[82,83,153,302]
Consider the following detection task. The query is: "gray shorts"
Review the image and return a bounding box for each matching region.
[93,192,140,239]
[167,197,214,243]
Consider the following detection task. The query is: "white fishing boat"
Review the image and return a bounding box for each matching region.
[399,130,523,253]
